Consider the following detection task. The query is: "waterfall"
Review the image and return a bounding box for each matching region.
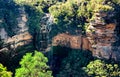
[39,13,54,51]
[40,13,53,33]
[39,13,54,67]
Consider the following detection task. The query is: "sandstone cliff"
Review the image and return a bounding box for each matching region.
[0,1,120,61]
[52,11,120,61]
[87,11,119,60]
[0,6,32,52]
[52,33,91,50]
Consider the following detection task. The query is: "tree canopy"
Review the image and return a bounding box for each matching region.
[57,50,93,77]
[83,60,120,77]
[15,51,53,77]
[0,63,12,77]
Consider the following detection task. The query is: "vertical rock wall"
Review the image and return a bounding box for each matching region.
[87,11,119,60]
[6,6,32,48]
[0,6,32,51]
[52,33,91,50]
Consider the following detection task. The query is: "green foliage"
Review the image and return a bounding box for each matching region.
[1,0,119,76]
[14,0,56,12]
[49,2,76,25]
[25,6,43,35]
[112,0,120,4]
[0,63,12,77]
[57,50,93,77]
[49,0,114,33]
[84,60,120,77]
[49,2,74,18]
[49,1,88,33]
[77,0,91,19]
[15,51,53,77]
[14,0,44,36]
[14,0,43,10]
[78,0,113,18]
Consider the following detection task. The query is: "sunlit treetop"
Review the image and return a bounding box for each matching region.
[0,63,12,77]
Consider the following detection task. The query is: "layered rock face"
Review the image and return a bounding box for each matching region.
[52,33,92,50]
[7,7,32,49]
[0,7,54,52]
[87,11,119,60]
[52,11,120,61]
[0,2,119,61]
[0,6,32,51]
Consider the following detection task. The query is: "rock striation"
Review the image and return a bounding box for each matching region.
[52,11,120,61]
[0,6,32,51]
[0,2,120,61]
[86,11,119,60]
[52,33,91,50]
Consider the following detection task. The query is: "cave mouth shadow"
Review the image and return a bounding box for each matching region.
[45,46,94,77]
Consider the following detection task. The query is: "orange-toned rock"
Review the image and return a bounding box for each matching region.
[5,32,32,48]
[52,33,91,50]
[105,23,116,30]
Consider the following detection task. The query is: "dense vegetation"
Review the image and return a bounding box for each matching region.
[84,60,120,77]
[15,51,53,77]
[0,63,12,77]
[56,50,93,77]
[0,0,120,77]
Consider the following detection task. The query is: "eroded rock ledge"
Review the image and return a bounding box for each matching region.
[53,11,120,61]
[87,11,119,60]
[52,33,91,50]
[0,6,32,52]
